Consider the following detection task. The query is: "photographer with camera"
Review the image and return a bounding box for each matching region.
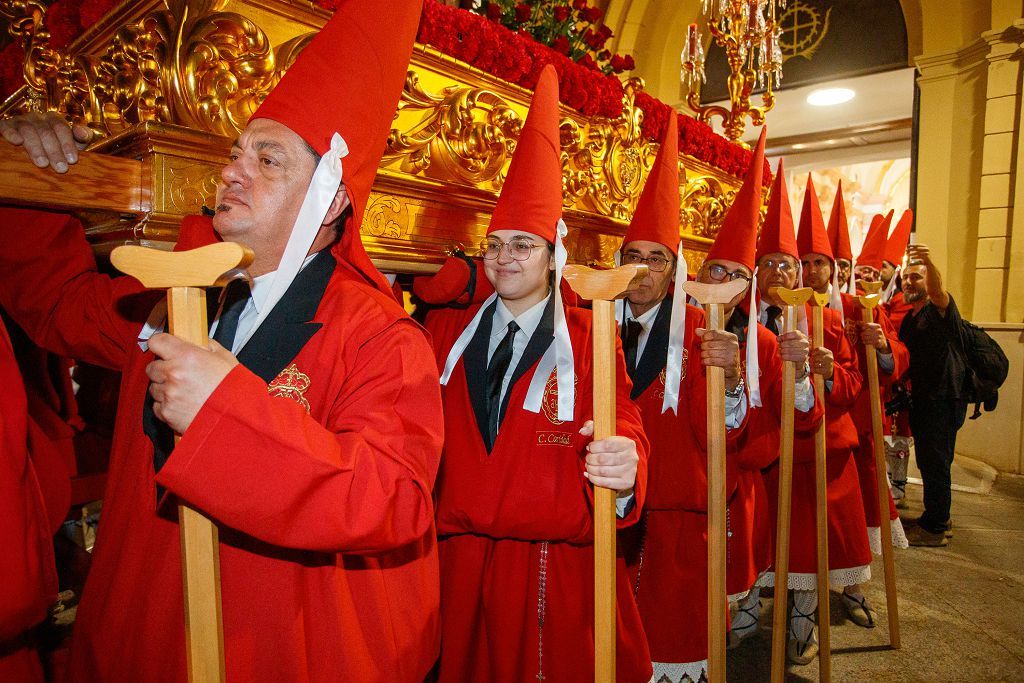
[898,244,966,547]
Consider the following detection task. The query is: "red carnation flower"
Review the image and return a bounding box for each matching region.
[553,6,570,22]
[573,0,588,9]
[622,55,635,70]
[553,35,571,54]
[486,3,502,21]
[583,7,604,23]
[515,3,532,23]
[578,53,597,71]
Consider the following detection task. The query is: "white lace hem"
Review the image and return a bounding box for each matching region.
[651,660,707,683]
[728,588,751,604]
[868,518,910,555]
[754,564,871,590]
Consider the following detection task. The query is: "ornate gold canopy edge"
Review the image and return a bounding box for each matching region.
[0,0,763,272]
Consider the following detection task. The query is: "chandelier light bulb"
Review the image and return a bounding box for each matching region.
[806,87,856,106]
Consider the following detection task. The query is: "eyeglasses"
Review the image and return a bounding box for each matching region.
[480,238,547,261]
[706,264,751,282]
[760,257,796,273]
[621,252,671,273]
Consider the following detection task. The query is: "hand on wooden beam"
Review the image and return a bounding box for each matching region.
[0,111,94,173]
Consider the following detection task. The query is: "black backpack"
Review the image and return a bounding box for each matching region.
[957,319,1009,419]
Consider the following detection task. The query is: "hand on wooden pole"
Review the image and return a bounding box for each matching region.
[563,263,647,683]
[111,242,254,683]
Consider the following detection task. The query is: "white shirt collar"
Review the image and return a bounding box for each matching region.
[625,299,662,329]
[493,292,550,341]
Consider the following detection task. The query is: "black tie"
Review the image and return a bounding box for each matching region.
[765,305,783,336]
[211,279,252,352]
[144,280,251,487]
[486,320,519,449]
[622,319,642,377]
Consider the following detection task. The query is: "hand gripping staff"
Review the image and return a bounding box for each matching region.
[680,277,749,683]
[767,285,813,683]
[808,290,833,681]
[562,263,648,683]
[111,242,254,683]
[857,280,901,649]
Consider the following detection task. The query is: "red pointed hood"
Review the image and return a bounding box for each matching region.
[705,127,766,270]
[249,0,423,296]
[756,158,799,263]
[857,210,894,270]
[488,65,563,242]
[884,209,914,267]
[796,173,833,262]
[622,115,680,255]
[826,181,853,261]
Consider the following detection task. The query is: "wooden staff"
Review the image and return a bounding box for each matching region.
[857,280,901,649]
[768,285,813,683]
[562,263,647,683]
[111,242,254,683]
[808,291,832,682]
[680,278,749,683]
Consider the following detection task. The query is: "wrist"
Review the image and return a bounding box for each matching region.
[795,362,810,382]
[725,376,745,398]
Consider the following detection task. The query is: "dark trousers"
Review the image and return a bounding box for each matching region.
[908,397,968,534]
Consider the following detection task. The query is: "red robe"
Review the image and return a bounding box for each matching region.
[619,302,744,676]
[0,320,57,683]
[763,305,871,587]
[839,294,909,548]
[727,318,823,598]
[426,299,653,683]
[0,208,444,682]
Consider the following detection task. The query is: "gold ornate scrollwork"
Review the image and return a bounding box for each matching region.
[385,71,521,188]
[565,78,656,220]
[166,157,221,214]
[680,175,735,240]
[363,195,408,239]
[92,13,173,133]
[174,12,276,136]
[1,0,60,107]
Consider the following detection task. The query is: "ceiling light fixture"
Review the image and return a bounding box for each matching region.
[807,87,855,106]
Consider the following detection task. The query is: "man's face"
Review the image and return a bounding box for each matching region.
[855,264,880,283]
[482,229,554,304]
[902,264,927,303]
[214,118,318,275]
[800,253,833,293]
[756,252,799,305]
[697,258,752,310]
[880,261,897,285]
[621,240,675,312]
[836,259,852,285]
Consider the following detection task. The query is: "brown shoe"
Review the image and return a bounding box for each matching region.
[906,524,948,547]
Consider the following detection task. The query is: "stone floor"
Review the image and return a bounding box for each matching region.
[726,473,1024,682]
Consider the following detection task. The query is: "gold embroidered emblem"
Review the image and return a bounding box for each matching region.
[268,364,311,412]
[541,368,577,425]
[656,349,688,399]
[844,318,859,345]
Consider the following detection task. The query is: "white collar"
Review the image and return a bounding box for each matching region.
[249,252,319,315]
[493,293,550,341]
[625,299,662,328]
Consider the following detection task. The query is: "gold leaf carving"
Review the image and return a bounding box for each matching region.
[363,195,408,239]
[681,175,736,240]
[385,71,521,187]
[166,158,221,215]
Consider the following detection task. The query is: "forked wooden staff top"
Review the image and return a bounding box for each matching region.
[808,290,832,683]
[768,285,812,683]
[857,281,901,649]
[562,263,647,683]
[680,278,749,683]
[111,242,255,683]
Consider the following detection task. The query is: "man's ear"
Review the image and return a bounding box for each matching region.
[323,185,351,226]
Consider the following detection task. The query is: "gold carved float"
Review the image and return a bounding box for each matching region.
[0,0,759,274]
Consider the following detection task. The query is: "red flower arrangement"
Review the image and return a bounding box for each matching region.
[0,0,760,185]
[635,91,772,187]
[471,0,632,78]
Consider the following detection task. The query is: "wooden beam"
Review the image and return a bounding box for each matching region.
[0,145,147,214]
